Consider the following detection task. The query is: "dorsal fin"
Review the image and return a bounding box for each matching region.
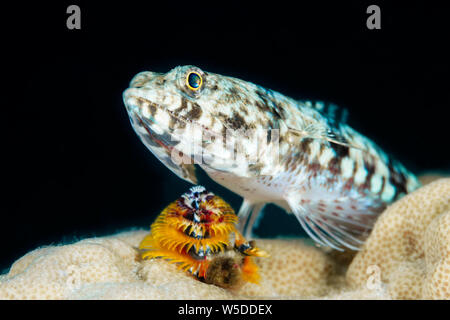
[281,100,368,152]
[286,126,367,152]
[310,101,349,126]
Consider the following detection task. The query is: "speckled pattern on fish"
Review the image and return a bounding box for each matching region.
[123,65,421,251]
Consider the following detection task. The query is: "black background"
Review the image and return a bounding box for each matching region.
[1,1,449,271]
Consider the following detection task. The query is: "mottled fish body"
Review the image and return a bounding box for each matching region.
[123,65,421,251]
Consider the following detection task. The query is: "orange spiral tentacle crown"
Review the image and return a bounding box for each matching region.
[139,186,267,288]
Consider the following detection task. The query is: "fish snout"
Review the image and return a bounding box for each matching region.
[129,71,160,88]
[122,87,141,114]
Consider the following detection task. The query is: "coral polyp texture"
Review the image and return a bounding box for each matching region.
[138,186,267,288]
[0,178,449,299]
[346,177,450,299]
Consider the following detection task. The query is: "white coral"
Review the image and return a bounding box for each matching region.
[1,178,449,300]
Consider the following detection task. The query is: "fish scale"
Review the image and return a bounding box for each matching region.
[123,65,422,251]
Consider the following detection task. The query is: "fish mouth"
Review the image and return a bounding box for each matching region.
[126,95,228,151]
[129,100,208,166]
[125,95,255,173]
[123,90,182,151]
[130,108,230,173]
[132,110,180,154]
[128,109,199,184]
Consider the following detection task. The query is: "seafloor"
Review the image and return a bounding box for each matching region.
[0,176,448,300]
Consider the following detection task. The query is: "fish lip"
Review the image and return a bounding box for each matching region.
[124,94,248,171]
[125,95,229,145]
[133,111,178,153]
[124,92,197,162]
[131,109,222,170]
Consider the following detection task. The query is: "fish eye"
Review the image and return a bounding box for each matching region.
[186,71,203,91]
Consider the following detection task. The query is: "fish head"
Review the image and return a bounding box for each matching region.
[123,65,282,181]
